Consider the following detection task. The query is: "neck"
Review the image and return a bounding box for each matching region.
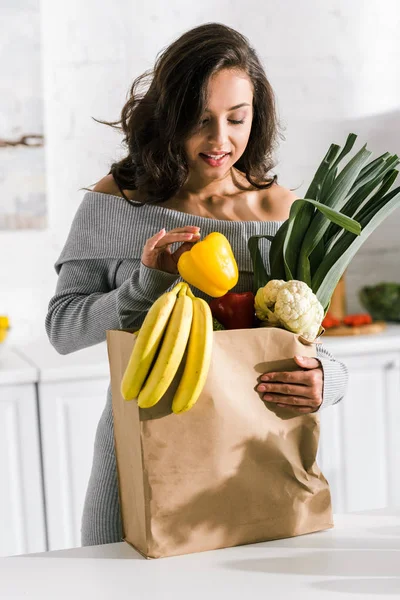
[178,167,247,203]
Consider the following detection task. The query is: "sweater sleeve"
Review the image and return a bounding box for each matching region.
[45,258,180,355]
[315,342,349,410]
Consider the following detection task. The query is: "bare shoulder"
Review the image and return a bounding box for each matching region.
[262,183,299,221]
[270,183,299,204]
[93,174,124,197]
[92,175,139,202]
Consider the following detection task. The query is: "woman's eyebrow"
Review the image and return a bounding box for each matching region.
[204,102,251,112]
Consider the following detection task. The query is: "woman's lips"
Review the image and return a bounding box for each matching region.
[199,152,231,167]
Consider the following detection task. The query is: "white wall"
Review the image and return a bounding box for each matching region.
[0,0,46,229]
[1,0,400,345]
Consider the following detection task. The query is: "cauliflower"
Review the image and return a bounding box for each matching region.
[255,279,324,341]
[254,279,285,324]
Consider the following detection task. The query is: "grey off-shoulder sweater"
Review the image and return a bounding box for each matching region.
[46,191,349,546]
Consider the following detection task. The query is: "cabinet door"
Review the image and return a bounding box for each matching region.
[0,384,46,556]
[39,378,108,551]
[318,352,400,513]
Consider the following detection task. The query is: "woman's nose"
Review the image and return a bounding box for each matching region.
[208,121,228,146]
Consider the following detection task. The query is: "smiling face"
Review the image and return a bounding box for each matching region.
[183,69,254,187]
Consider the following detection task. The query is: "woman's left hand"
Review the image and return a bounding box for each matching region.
[256,355,324,414]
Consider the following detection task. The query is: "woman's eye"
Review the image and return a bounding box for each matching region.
[198,118,245,128]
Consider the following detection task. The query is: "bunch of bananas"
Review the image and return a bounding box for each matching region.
[121,282,213,414]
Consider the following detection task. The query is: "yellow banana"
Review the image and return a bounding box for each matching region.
[172,289,213,414]
[137,283,193,408]
[121,282,185,401]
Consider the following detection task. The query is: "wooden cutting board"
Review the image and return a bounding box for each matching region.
[323,321,386,336]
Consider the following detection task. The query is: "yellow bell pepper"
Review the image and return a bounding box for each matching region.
[0,316,9,329]
[0,315,9,343]
[177,232,238,297]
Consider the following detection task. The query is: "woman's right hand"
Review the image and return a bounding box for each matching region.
[141,226,201,274]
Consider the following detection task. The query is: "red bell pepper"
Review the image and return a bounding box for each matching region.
[209,291,255,330]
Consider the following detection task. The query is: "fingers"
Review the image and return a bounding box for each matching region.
[169,226,201,233]
[275,403,318,414]
[146,228,167,252]
[262,393,319,406]
[294,355,321,370]
[257,368,323,410]
[157,231,201,247]
[142,226,201,271]
[257,382,313,399]
[260,370,313,385]
[172,241,198,261]
[257,381,321,405]
[147,227,201,251]
[258,374,310,397]
[260,390,321,411]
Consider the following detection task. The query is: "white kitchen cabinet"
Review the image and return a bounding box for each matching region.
[0,349,46,557]
[39,378,108,550]
[319,330,400,515]
[17,341,110,551]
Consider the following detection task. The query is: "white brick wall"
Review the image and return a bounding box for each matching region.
[1,0,400,344]
[0,0,46,229]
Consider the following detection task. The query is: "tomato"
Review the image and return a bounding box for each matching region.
[343,313,372,327]
[322,312,341,329]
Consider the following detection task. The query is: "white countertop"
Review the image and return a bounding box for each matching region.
[320,323,400,356]
[13,340,110,383]
[1,509,399,600]
[3,324,400,384]
[0,346,38,385]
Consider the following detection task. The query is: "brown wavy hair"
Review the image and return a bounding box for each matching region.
[96,22,281,205]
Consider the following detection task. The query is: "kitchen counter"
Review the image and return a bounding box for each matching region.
[1,509,399,600]
[320,322,400,356]
[12,339,109,382]
[10,323,400,379]
[0,346,38,385]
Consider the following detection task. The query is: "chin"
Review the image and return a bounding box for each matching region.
[202,166,231,178]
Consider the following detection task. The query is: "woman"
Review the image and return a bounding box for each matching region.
[46,23,348,546]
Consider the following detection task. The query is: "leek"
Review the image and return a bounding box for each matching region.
[248,133,400,314]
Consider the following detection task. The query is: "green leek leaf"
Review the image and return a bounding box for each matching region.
[297,145,371,279]
[305,143,341,200]
[285,198,361,284]
[269,220,289,280]
[312,186,400,308]
[247,235,271,292]
[325,167,399,249]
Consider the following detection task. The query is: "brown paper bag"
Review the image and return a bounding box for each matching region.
[107,326,333,559]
